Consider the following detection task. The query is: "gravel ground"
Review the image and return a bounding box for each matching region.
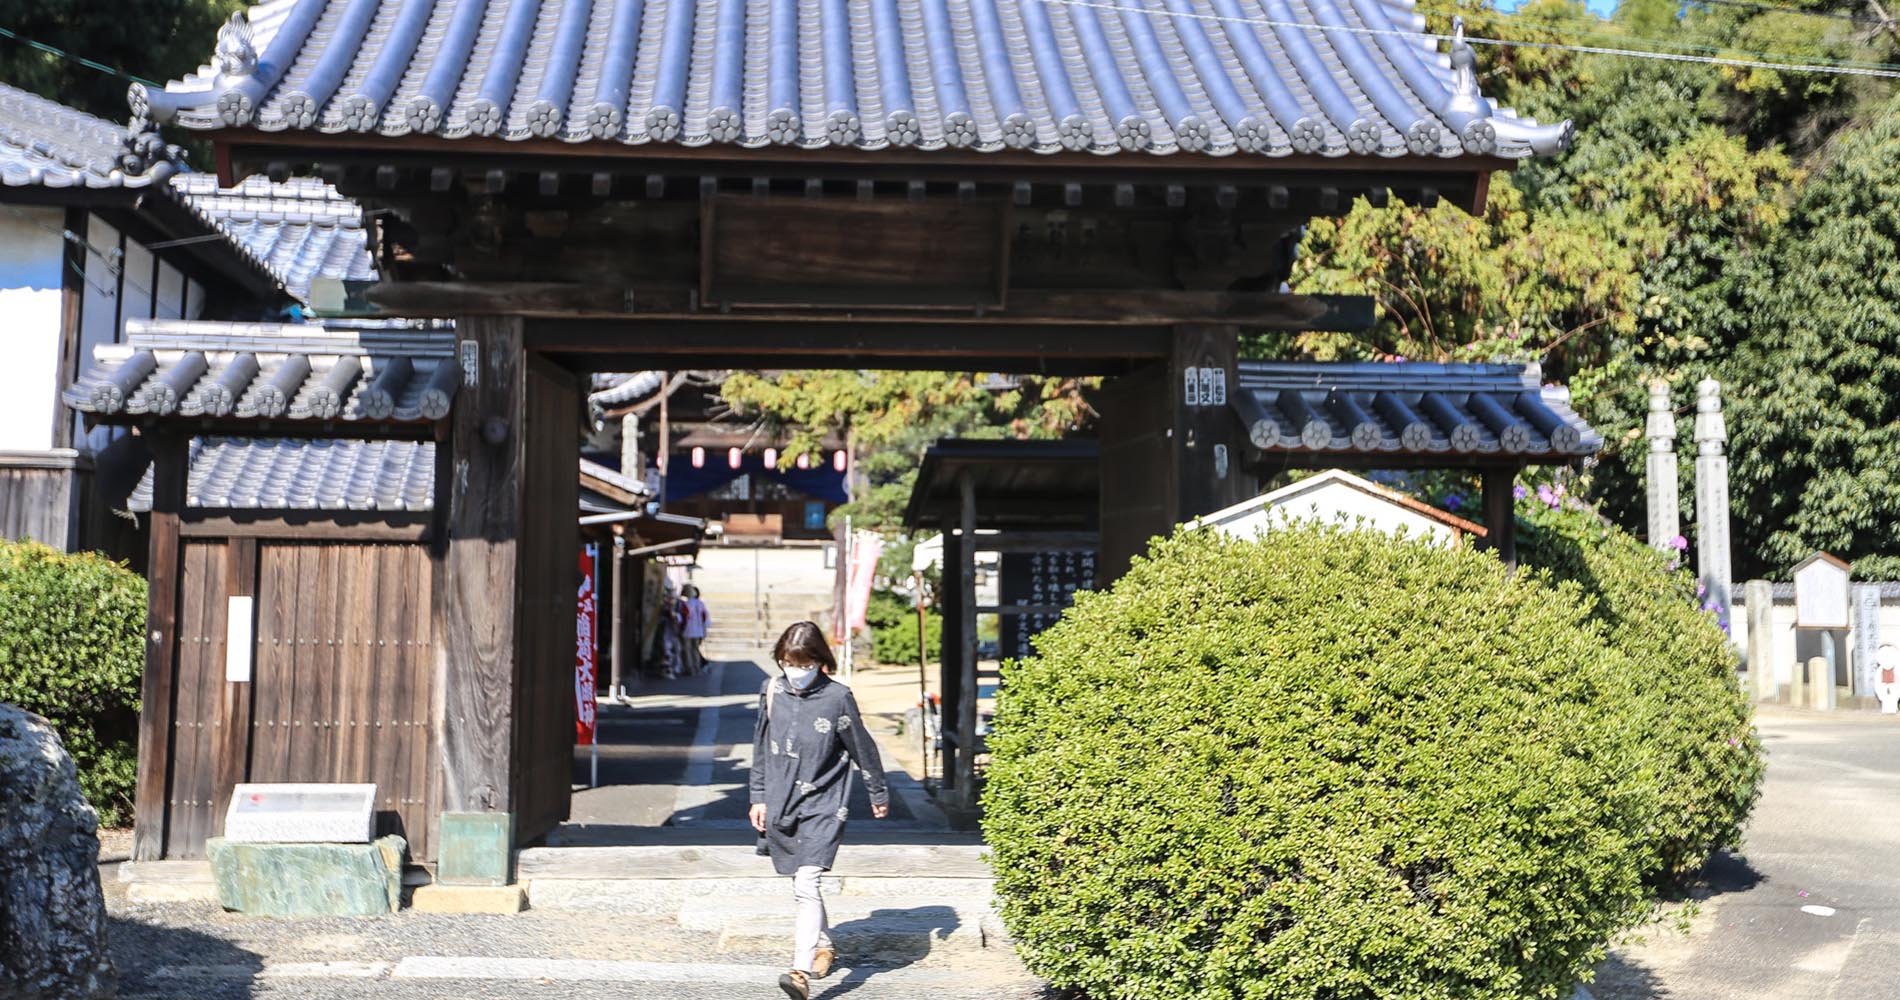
[106,897,1045,1000]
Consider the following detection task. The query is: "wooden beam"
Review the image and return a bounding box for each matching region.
[1174,325,1254,520]
[967,531,1099,553]
[436,316,525,821]
[357,281,1372,330]
[132,432,187,861]
[526,319,1175,369]
[178,511,433,541]
[937,529,963,793]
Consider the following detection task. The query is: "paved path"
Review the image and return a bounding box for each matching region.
[1593,707,1900,999]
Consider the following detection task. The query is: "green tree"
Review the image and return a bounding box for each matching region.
[1726,97,1900,579]
[0,0,241,122]
[718,371,1096,531]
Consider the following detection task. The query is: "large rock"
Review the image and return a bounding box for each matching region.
[0,703,115,999]
[207,836,407,916]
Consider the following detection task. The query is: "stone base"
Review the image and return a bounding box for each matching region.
[207,836,406,917]
[410,883,528,914]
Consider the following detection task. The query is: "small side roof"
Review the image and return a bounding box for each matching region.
[904,439,1099,531]
[1195,468,1484,537]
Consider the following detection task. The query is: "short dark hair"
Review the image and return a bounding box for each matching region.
[772,621,838,674]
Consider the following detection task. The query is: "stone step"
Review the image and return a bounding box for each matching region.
[715,913,995,959]
[675,894,996,932]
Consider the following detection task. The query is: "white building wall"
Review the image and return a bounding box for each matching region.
[1206,478,1461,548]
[0,209,67,451]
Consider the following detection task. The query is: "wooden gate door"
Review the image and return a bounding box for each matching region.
[248,542,438,859]
[154,538,439,859]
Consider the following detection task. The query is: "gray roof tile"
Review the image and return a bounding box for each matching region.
[65,318,457,425]
[1233,359,1601,460]
[0,81,178,188]
[136,0,1570,158]
[127,437,436,511]
[170,174,378,301]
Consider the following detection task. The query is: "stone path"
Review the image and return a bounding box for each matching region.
[1592,706,1900,1000]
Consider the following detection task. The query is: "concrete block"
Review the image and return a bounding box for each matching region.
[207,836,406,917]
[438,812,513,886]
[410,883,528,914]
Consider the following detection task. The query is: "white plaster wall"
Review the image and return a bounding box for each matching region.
[0,210,67,451]
[1210,480,1459,547]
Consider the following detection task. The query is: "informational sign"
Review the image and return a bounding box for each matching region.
[1853,584,1882,697]
[1794,552,1850,629]
[224,783,376,843]
[1182,366,1228,407]
[576,543,598,745]
[999,549,1096,661]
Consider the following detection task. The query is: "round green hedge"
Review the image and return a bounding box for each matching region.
[1518,504,1762,882]
[0,540,146,826]
[982,525,1669,1000]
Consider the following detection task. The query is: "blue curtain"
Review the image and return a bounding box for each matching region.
[660,451,848,504]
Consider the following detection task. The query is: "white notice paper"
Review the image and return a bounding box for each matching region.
[225,596,254,682]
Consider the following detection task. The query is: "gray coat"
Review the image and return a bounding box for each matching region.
[750,673,889,875]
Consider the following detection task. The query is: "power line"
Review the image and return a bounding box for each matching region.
[1036,0,1900,78]
[1416,0,1900,68]
[0,27,159,86]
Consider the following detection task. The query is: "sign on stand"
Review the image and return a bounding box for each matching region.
[224,783,375,843]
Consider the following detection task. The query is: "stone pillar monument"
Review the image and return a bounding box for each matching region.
[1745,579,1776,701]
[1694,379,1734,640]
[1645,380,1679,552]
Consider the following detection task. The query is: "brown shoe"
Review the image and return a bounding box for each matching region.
[812,946,836,979]
[778,969,810,999]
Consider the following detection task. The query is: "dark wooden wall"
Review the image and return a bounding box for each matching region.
[0,463,81,550]
[150,537,438,860]
[512,355,580,844]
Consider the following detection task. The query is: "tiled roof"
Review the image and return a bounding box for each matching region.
[65,319,458,424]
[170,174,377,301]
[1232,360,1601,460]
[128,436,436,511]
[134,0,1570,159]
[0,81,178,188]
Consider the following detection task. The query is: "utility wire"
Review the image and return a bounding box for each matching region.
[0,27,159,86]
[1416,0,1900,68]
[1036,0,1900,78]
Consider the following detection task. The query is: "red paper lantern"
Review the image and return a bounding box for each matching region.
[691,446,705,469]
[728,447,742,469]
[764,447,778,469]
[796,453,811,470]
[833,450,847,473]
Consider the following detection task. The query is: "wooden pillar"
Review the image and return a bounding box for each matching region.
[209,538,258,832]
[1097,326,1250,585]
[953,470,980,810]
[435,315,524,883]
[52,207,87,450]
[131,431,187,860]
[1172,325,1252,522]
[938,526,963,790]
[1481,468,1517,568]
[609,532,626,699]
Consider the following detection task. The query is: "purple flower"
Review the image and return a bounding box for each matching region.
[1443,494,1464,512]
[1535,484,1561,509]
[1670,534,1689,551]
[1513,484,1529,500]
[1696,582,1707,598]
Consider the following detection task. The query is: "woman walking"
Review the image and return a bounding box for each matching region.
[750,621,889,999]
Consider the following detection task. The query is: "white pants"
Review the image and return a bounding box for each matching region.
[793,865,833,972]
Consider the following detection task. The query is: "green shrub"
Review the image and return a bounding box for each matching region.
[866,588,942,665]
[0,540,145,825]
[1518,503,1763,882]
[983,525,1667,1000]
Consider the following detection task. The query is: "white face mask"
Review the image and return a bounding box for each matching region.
[781,664,819,689]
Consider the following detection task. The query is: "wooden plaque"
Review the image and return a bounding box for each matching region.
[701,195,1009,310]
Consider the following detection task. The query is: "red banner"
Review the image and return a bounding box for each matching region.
[846,532,883,633]
[576,543,599,745]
